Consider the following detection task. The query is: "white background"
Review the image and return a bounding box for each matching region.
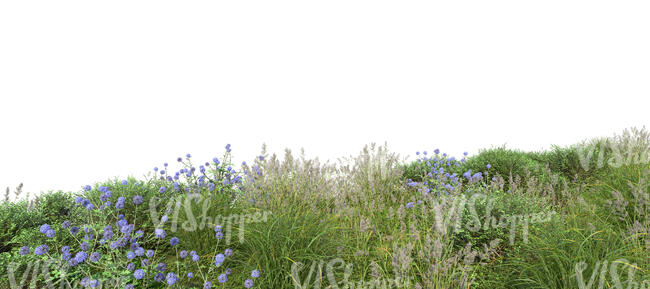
[1,1,648,200]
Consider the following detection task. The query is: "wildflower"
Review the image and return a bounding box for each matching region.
[177,157,182,162]
[121,180,128,185]
[215,253,225,264]
[19,246,30,255]
[134,269,145,280]
[224,248,233,257]
[187,272,194,278]
[90,252,101,262]
[186,153,191,158]
[214,225,222,232]
[251,269,260,278]
[160,186,166,193]
[170,237,179,246]
[434,148,440,154]
[45,229,56,238]
[40,224,51,234]
[155,228,166,239]
[204,281,212,289]
[135,247,144,256]
[225,144,231,152]
[225,268,232,275]
[69,226,79,235]
[75,251,88,263]
[218,273,228,283]
[156,262,166,272]
[61,221,71,229]
[146,250,154,258]
[153,273,164,283]
[84,185,92,191]
[244,279,254,288]
[161,215,169,223]
[141,259,150,267]
[486,163,492,169]
[192,253,200,262]
[133,195,143,205]
[154,167,159,172]
[127,263,135,271]
[166,272,179,285]
[180,250,188,259]
[62,252,71,261]
[127,251,135,259]
[80,242,89,251]
[215,231,223,240]
[406,202,414,208]
[34,244,48,256]
[125,285,134,289]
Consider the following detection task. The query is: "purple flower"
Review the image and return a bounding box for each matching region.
[224,248,233,257]
[135,247,145,256]
[90,252,101,262]
[245,279,254,288]
[214,225,222,232]
[154,273,165,282]
[125,285,134,289]
[155,228,166,239]
[406,202,414,209]
[218,273,228,283]
[215,231,223,240]
[34,244,48,256]
[214,253,225,264]
[179,250,188,259]
[133,195,143,205]
[61,221,71,229]
[62,252,71,261]
[203,281,212,289]
[121,180,128,185]
[161,215,168,223]
[19,246,30,255]
[166,272,178,285]
[127,251,135,259]
[45,229,56,238]
[69,226,79,235]
[40,224,51,234]
[134,269,145,280]
[146,250,154,258]
[187,272,194,278]
[170,237,179,246]
[141,258,150,267]
[486,164,492,169]
[80,242,89,251]
[225,268,232,275]
[83,185,92,191]
[159,186,166,193]
[75,251,88,263]
[156,262,166,272]
[251,269,260,278]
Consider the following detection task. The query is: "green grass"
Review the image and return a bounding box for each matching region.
[1,128,649,288]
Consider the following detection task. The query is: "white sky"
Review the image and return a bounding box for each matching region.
[1,1,648,200]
